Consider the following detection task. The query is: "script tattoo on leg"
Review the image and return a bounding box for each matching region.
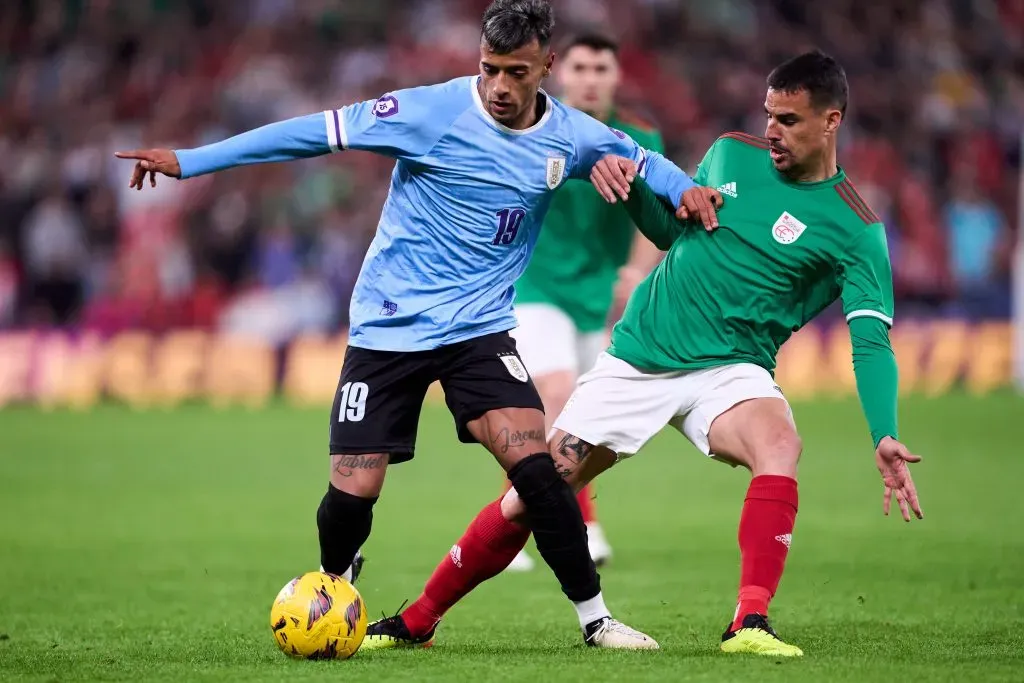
[554,434,592,479]
[491,427,545,455]
[332,454,387,478]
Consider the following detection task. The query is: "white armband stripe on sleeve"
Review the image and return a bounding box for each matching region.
[846,309,894,326]
[324,110,339,153]
[636,148,648,178]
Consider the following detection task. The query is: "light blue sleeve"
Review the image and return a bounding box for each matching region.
[175,114,330,179]
[333,87,446,159]
[570,114,696,208]
[175,84,452,179]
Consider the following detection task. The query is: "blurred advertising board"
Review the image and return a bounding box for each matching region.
[0,321,1013,410]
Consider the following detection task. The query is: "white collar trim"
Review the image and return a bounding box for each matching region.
[471,75,553,135]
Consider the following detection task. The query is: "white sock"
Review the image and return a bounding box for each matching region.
[320,563,354,582]
[573,592,611,629]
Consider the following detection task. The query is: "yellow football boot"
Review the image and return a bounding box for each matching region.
[361,615,436,651]
[720,614,804,657]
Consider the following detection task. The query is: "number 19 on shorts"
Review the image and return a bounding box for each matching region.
[336,381,368,422]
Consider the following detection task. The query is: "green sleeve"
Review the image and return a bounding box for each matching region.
[624,177,686,250]
[838,223,895,327]
[849,316,899,447]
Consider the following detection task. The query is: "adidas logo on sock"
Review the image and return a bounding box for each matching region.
[716,181,738,198]
[449,544,463,568]
[774,533,792,548]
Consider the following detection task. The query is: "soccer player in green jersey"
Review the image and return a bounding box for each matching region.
[506,32,667,572]
[368,51,923,655]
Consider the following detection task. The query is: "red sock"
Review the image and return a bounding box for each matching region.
[576,485,596,525]
[731,475,798,631]
[402,498,530,637]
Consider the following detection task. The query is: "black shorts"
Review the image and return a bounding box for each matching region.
[328,331,543,464]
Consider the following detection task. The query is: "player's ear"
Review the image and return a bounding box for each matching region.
[544,51,555,76]
[825,109,842,134]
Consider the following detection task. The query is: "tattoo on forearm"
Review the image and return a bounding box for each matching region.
[332,453,387,477]
[492,428,545,455]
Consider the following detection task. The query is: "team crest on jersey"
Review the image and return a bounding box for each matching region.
[498,353,529,382]
[771,211,808,244]
[546,155,566,190]
[373,95,399,118]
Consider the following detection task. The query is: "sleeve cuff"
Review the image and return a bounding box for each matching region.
[846,309,893,326]
[175,148,197,179]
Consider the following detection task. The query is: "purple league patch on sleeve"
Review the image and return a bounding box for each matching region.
[609,127,626,139]
[373,95,399,118]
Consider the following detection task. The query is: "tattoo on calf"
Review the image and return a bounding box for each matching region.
[557,434,592,465]
[492,428,546,455]
[332,453,387,477]
[554,434,594,479]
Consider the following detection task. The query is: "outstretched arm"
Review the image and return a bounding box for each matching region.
[570,117,696,208]
[587,136,724,229]
[176,114,331,179]
[115,113,330,187]
[116,88,440,188]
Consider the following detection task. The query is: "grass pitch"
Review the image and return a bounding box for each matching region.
[1,395,1023,681]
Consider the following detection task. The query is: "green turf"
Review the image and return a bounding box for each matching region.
[1,395,1022,682]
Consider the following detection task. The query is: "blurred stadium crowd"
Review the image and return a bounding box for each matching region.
[0,0,1020,341]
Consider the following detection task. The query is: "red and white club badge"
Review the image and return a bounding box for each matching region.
[772,211,807,244]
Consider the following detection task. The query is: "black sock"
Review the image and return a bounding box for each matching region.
[507,452,599,602]
[316,484,377,575]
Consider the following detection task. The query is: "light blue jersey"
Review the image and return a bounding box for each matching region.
[176,76,694,351]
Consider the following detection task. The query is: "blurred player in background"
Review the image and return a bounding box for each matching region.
[372,51,923,657]
[506,32,666,573]
[115,0,706,650]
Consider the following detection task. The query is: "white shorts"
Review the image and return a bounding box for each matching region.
[553,352,790,457]
[510,303,607,377]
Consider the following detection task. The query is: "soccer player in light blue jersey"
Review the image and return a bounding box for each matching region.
[115,0,699,650]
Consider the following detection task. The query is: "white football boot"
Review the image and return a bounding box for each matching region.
[584,618,660,650]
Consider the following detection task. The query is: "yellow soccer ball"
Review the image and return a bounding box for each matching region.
[269,571,367,660]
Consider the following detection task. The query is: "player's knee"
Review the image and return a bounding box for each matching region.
[500,487,527,524]
[753,429,802,476]
[329,452,388,497]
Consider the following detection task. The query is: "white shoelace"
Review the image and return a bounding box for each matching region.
[586,619,645,643]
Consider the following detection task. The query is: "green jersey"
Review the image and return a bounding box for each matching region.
[610,132,895,375]
[515,111,664,332]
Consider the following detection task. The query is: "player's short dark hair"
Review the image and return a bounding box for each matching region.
[767,50,848,116]
[560,32,619,56]
[481,0,555,54]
